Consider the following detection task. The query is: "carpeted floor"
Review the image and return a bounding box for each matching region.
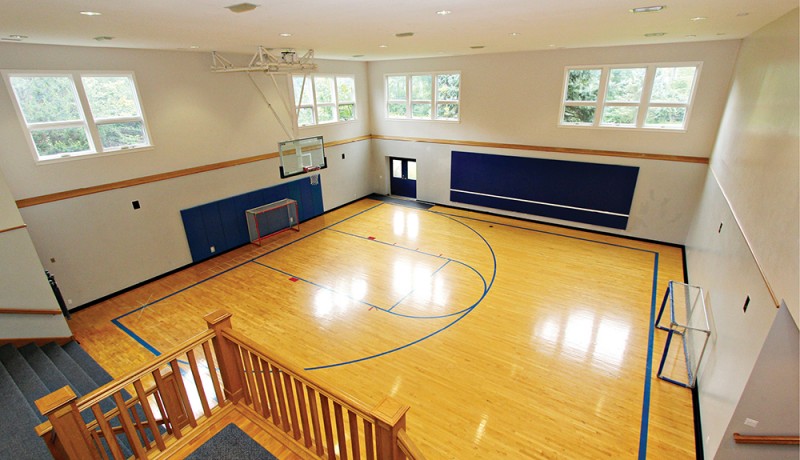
[185,424,278,460]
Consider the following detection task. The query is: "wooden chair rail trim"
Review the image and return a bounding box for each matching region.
[371,135,710,164]
[15,135,371,209]
[75,329,215,410]
[397,428,426,460]
[0,307,62,315]
[221,328,376,421]
[0,224,26,234]
[733,433,800,445]
[15,133,705,210]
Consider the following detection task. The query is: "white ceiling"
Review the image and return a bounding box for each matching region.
[0,0,796,60]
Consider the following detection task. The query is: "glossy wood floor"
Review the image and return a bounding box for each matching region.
[69,198,696,459]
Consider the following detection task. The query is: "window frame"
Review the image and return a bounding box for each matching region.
[558,62,701,132]
[2,70,153,164]
[291,74,358,128]
[384,71,461,122]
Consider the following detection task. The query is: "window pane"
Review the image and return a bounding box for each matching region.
[338,103,355,121]
[97,121,146,149]
[387,76,407,100]
[387,103,407,118]
[82,76,139,118]
[297,107,314,126]
[436,103,459,120]
[650,67,697,103]
[337,77,355,103]
[10,76,82,123]
[562,106,596,124]
[601,106,638,126]
[411,75,432,100]
[606,68,645,102]
[392,159,402,178]
[317,105,335,123]
[645,107,687,128]
[314,77,335,104]
[565,69,601,102]
[412,102,431,119]
[407,161,417,180]
[293,76,314,105]
[437,74,460,101]
[30,127,90,157]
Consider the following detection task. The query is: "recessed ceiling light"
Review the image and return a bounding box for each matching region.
[436,10,451,15]
[378,44,388,48]
[548,44,556,47]
[225,3,259,13]
[395,32,414,38]
[685,34,697,38]
[630,5,665,13]
[716,32,726,36]
[279,33,292,37]
[509,32,521,37]
[189,45,200,49]
[9,35,28,40]
[736,12,750,17]
[644,32,667,37]
[352,54,364,58]
[690,16,708,21]
[470,45,485,49]
[80,11,102,16]
[94,36,114,41]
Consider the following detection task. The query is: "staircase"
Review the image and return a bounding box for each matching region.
[0,341,137,459]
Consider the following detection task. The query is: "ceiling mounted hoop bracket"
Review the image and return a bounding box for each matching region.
[210,47,317,74]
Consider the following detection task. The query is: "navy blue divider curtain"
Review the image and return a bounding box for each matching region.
[450,151,638,229]
[181,175,323,262]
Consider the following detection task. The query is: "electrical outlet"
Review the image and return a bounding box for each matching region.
[210,246,216,253]
[744,418,759,428]
[132,200,141,210]
[67,299,72,305]
[50,258,56,263]
[342,153,346,159]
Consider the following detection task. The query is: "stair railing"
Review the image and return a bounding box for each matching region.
[36,310,426,460]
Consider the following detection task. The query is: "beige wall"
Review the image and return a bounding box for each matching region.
[685,9,799,458]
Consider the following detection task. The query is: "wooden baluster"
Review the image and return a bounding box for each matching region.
[89,429,108,460]
[294,380,313,448]
[152,369,183,438]
[349,411,362,460]
[261,358,281,427]
[319,394,336,460]
[201,340,226,408]
[169,359,197,428]
[282,371,302,440]
[91,403,124,460]
[186,349,212,418]
[133,381,166,451]
[112,392,148,459]
[334,402,349,460]
[152,390,172,435]
[270,364,291,433]
[250,354,270,418]
[241,349,259,411]
[364,420,375,460]
[204,310,244,403]
[372,397,410,460]
[128,405,150,450]
[306,387,325,456]
[35,386,100,460]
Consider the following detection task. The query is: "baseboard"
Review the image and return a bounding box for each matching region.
[0,335,74,347]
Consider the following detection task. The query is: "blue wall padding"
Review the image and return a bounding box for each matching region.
[181,175,323,262]
[450,151,639,229]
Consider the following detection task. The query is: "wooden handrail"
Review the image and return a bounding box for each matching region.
[398,428,427,460]
[733,433,800,445]
[221,328,376,421]
[0,307,62,315]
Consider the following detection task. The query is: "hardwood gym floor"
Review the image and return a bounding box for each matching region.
[69,197,696,459]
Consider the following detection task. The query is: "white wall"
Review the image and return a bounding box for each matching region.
[684,9,799,458]
[0,43,373,307]
[367,41,741,243]
[0,169,71,339]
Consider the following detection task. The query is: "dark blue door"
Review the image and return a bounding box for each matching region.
[390,158,417,198]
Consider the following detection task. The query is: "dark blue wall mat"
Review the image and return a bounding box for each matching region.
[181,175,323,262]
[450,151,638,229]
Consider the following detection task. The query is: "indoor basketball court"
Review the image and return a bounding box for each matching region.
[70,197,696,458]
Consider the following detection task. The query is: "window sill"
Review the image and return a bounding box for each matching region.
[35,144,155,165]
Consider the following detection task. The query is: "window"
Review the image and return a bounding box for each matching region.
[385,72,460,121]
[560,63,700,130]
[3,71,151,162]
[292,74,357,127]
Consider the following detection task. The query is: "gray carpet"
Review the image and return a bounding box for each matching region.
[186,424,278,460]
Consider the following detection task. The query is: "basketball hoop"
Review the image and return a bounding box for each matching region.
[303,166,321,173]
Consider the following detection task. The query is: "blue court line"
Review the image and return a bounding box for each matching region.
[638,252,660,460]
[110,202,387,355]
[389,260,451,312]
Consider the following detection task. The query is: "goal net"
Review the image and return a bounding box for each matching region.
[246,198,300,245]
[656,281,710,388]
